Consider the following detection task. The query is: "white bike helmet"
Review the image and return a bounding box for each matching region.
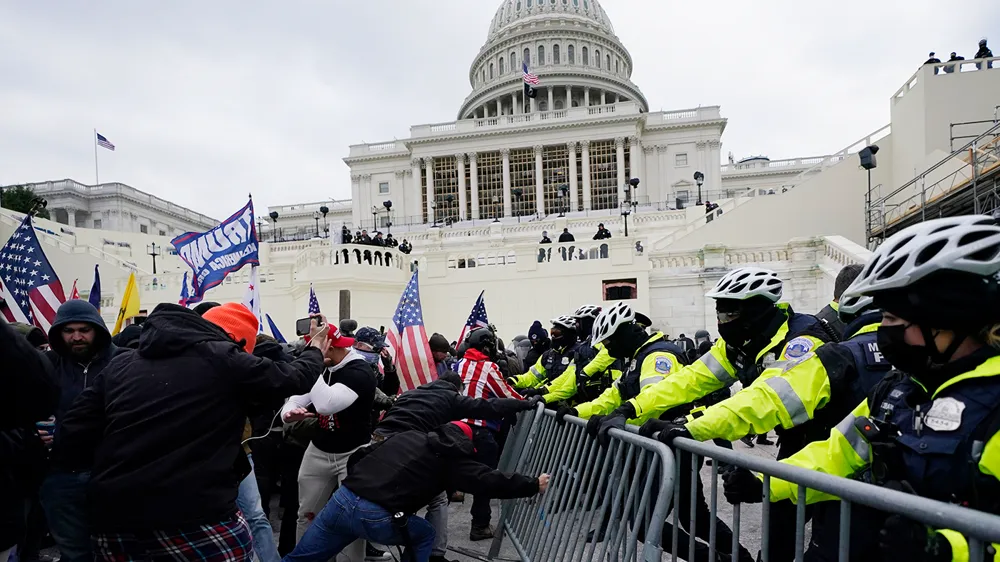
[551,315,576,331]
[706,267,783,302]
[837,294,874,321]
[591,302,635,345]
[843,215,1000,299]
[573,304,602,319]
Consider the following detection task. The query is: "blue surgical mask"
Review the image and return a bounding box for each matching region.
[358,350,381,366]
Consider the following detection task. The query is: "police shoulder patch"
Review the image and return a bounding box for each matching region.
[783,337,815,359]
[654,355,672,374]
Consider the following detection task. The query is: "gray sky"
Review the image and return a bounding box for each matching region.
[1,0,995,220]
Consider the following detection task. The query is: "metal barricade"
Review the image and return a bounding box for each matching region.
[488,405,676,562]
[668,437,1000,562]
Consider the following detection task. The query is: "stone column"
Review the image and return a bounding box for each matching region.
[547,88,554,112]
[567,142,578,211]
[629,136,640,182]
[565,86,572,110]
[601,90,606,105]
[657,146,669,202]
[410,159,421,222]
[615,137,626,204]
[66,208,77,228]
[512,92,518,114]
[456,154,467,221]
[501,148,512,217]
[468,153,480,219]
[643,146,656,203]
[351,174,362,227]
[584,87,590,107]
[534,145,545,216]
[496,99,502,117]
[581,140,592,210]
[696,141,708,203]
[361,174,372,229]
[709,140,722,197]
[423,157,435,223]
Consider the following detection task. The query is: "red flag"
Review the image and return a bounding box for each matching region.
[70,279,80,300]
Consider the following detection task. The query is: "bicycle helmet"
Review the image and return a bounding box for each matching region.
[843,215,1000,298]
[706,267,783,302]
[573,304,602,319]
[837,294,875,322]
[551,315,576,331]
[591,302,635,345]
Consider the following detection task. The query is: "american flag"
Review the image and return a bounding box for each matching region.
[457,290,489,345]
[385,270,436,392]
[0,215,66,331]
[242,265,264,334]
[178,271,190,306]
[308,284,321,314]
[96,132,115,151]
[69,279,80,300]
[522,61,539,85]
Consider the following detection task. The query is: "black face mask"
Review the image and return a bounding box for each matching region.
[604,325,647,360]
[877,324,932,377]
[552,332,576,350]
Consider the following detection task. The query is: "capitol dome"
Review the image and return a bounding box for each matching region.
[458,0,648,120]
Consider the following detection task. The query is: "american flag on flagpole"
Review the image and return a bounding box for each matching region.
[522,61,540,85]
[0,215,66,331]
[385,270,436,392]
[308,284,321,314]
[96,132,115,151]
[457,290,489,345]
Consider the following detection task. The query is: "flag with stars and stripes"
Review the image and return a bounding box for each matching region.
[457,290,489,345]
[308,284,321,315]
[523,61,539,101]
[242,265,264,334]
[0,215,66,331]
[385,270,436,392]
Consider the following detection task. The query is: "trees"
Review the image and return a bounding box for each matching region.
[0,185,50,219]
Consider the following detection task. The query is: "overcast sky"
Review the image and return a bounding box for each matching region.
[1,1,995,220]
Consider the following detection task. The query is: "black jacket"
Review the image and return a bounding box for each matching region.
[525,340,550,371]
[815,303,846,340]
[1,319,59,550]
[558,232,575,242]
[344,423,538,515]
[55,303,325,532]
[374,379,528,437]
[46,299,118,438]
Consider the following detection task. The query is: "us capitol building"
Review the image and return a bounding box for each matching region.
[3,0,997,341]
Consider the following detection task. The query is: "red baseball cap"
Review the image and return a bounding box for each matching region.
[327,325,356,348]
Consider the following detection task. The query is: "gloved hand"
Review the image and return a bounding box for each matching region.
[638,418,673,439]
[505,377,518,388]
[586,415,605,437]
[555,406,577,425]
[596,414,626,446]
[521,387,547,398]
[518,396,545,410]
[722,468,763,505]
[879,515,951,562]
[655,424,692,447]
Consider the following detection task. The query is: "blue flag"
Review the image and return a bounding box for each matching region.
[266,314,287,343]
[171,199,259,304]
[179,271,190,306]
[87,265,102,312]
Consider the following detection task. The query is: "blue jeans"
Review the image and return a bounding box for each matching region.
[283,487,434,562]
[237,455,280,562]
[39,471,91,562]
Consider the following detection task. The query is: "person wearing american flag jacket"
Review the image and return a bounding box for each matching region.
[456,327,524,542]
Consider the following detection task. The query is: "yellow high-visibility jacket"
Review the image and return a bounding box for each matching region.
[627,304,831,422]
[541,342,619,404]
[510,344,576,389]
[767,355,1000,562]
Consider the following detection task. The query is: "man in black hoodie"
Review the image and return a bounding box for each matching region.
[55,303,327,562]
[284,421,547,562]
[39,299,117,562]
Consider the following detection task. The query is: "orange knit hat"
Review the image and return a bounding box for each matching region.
[203,302,259,353]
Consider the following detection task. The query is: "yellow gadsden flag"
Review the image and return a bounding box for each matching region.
[112,273,141,335]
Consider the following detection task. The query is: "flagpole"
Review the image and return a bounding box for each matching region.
[93,128,99,185]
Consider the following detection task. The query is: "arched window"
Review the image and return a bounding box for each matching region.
[538,45,545,65]
[553,44,560,64]
[606,54,611,70]
[615,59,620,74]
[510,52,516,73]
[489,63,494,79]
[568,45,575,64]
[582,46,589,65]
[523,48,530,67]
[527,0,532,7]
[499,57,505,74]
[595,49,601,68]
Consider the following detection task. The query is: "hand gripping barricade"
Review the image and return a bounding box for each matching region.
[489,403,677,562]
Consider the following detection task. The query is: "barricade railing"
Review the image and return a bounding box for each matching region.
[668,437,1000,562]
[488,405,677,562]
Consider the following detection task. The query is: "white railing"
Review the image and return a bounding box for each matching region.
[644,106,723,126]
[774,123,891,190]
[893,56,999,103]
[822,235,871,267]
[721,155,833,174]
[294,244,409,272]
[651,193,757,251]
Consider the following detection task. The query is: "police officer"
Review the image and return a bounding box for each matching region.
[509,316,578,394]
[642,286,889,561]
[725,215,1000,562]
[536,305,621,406]
[597,267,835,561]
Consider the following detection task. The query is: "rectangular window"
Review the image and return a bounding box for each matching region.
[140,224,148,234]
[588,140,618,210]
[378,182,389,194]
[677,190,690,203]
[675,153,688,167]
[93,219,102,229]
[159,230,166,236]
[603,278,638,301]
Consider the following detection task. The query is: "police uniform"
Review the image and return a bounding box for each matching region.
[769,351,1000,561]
[510,343,577,390]
[539,339,622,406]
[575,333,689,425]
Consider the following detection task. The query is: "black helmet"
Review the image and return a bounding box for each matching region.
[465,326,497,353]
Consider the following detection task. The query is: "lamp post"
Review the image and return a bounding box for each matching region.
[382,200,393,233]
[430,200,438,227]
[512,188,523,223]
[445,194,456,227]
[693,171,705,206]
[320,205,329,237]
[146,242,162,274]
[491,195,500,222]
[268,211,280,242]
[620,200,632,237]
[621,177,640,237]
[371,206,379,231]
[557,184,569,217]
[313,211,321,238]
